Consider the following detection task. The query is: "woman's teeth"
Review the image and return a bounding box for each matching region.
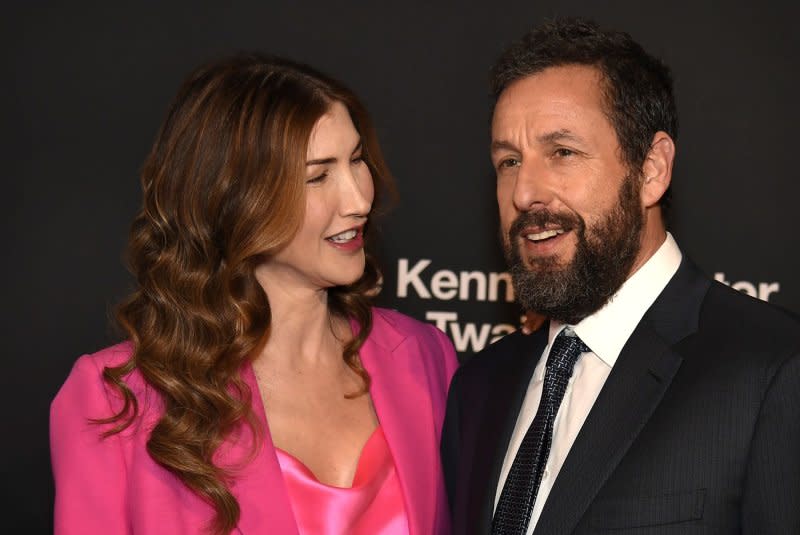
[329,229,358,242]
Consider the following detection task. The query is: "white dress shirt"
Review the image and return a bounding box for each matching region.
[493,232,683,534]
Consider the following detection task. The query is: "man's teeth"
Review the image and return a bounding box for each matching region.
[329,229,358,242]
[525,229,564,241]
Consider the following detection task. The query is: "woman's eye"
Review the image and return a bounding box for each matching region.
[306,172,327,184]
[351,155,364,164]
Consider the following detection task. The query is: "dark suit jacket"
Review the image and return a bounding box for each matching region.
[442,258,800,534]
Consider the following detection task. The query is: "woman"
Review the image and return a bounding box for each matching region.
[50,54,458,535]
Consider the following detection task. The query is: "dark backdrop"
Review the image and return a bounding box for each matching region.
[5,2,799,532]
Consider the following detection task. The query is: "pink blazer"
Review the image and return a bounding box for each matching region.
[50,307,458,535]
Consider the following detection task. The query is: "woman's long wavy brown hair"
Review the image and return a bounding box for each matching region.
[96,54,394,534]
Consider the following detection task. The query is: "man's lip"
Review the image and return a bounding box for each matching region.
[518,224,567,236]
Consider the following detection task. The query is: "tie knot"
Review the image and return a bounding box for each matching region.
[546,330,589,374]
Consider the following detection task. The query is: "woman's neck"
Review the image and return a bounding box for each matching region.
[254,279,347,372]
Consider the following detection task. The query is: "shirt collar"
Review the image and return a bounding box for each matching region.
[548,232,682,368]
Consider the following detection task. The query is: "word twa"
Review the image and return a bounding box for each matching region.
[396,259,514,302]
[425,311,516,353]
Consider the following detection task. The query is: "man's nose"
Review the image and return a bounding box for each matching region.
[512,159,555,212]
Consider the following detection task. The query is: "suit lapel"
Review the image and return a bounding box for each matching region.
[468,328,550,534]
[359,314,435,535]
[533,258,710,534]
[533,321,683,534]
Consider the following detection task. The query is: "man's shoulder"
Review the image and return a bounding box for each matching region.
[455,329,539,380]
[689,281,800,372]
[702,281,799,342]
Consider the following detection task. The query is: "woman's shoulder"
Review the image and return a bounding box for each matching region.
[370,307,458,369]
[63,341,147,387]
[369,308,459,417]
[372,307,439,338]
[84,340,135,367]
[51,341,154,422]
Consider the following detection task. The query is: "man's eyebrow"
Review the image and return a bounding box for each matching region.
[490,130,584,153]
[306,139,363,166]
[490,139,519,153]
[537,129,584,145]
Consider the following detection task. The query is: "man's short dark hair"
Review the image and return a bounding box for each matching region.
[491,18,678,206]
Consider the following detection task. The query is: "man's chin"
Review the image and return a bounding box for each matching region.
[517,235,577,264]
[520,251,573,274]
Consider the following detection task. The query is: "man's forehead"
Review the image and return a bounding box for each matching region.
[492,67,610,135]
[507,63,603,88]
[496,65,605,110]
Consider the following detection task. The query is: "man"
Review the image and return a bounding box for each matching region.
[441,18,799,534]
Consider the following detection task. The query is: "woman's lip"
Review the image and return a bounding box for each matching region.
[326,226,365,252]
[325,224,365,241]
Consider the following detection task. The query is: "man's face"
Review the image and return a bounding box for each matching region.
[491,65,645,324]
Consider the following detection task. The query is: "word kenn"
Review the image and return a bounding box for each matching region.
[397,259,514,302]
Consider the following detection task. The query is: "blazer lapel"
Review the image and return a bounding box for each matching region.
[225,364,300,535]
[533,258,710,535]
[359,316,436,535]
[468,328,550,534]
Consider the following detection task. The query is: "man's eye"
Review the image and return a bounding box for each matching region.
[498,158,520,169]
[554,148,574,157]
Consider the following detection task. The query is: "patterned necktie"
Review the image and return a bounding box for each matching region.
[491,329,589,535]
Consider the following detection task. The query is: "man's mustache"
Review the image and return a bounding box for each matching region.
[508,209,585,242]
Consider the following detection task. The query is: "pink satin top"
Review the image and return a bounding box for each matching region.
[275,426,410,535]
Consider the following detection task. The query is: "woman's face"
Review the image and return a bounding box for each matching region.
[256,101,374,293]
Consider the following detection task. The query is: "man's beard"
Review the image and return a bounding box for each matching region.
[504,173,644,325]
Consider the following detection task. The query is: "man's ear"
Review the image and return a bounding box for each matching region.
[640,131,675,208]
